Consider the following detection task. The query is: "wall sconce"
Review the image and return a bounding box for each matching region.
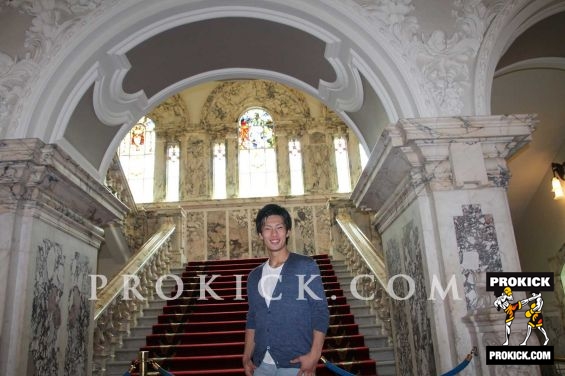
[552,162,565,199]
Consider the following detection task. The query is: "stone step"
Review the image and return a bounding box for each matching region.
[375,360,397,376]
[329,257,396,370]
[99,257,396,375]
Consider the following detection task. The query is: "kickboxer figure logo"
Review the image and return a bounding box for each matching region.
[521,291,549,346]
[493,287,544,346]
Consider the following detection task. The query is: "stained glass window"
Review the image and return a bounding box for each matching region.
[238,108,278,197]
[118,116,156,203]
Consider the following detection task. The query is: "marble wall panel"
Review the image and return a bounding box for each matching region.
[382,202,436,376]
[314,205,331,254]
[64,252,91,375]
[229,209,249,259]
[384,237,412,376]
[28,234,94,376]
[181,137,208,199]
[29,239,65,376]
[207,210,227,260]
[185,211,206,261]
[454,204,502,311]
[292,206,315,255]
[401,221,436,376]
[178,203,333,260]
[250,207,266,258]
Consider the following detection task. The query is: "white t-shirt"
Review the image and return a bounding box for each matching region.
[259,262,283,364]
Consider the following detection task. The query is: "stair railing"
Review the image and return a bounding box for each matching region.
[92,223,176,376]
[334,211,393,340]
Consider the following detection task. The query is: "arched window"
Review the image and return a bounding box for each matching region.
[238,108,278,198]
[212,142,227,199]
[166,143,180,202]
[118,116,156,203]
[334,136,352,193]
[289,139,304,196]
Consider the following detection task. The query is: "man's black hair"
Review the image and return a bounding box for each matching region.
[255,204,292,234]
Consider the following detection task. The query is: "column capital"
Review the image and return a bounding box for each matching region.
[0,139,127,230]
[352,114,536,211]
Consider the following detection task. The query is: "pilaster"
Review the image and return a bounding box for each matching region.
[153,130,167,202]
[226,136,239,198]
[0,139,127,376]
[276,131,290,196]
[351,114,538,375]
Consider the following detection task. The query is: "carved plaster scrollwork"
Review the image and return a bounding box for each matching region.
[0,0,106,133]
[94,54,148,125]
[201,80,311,127]
[344,0,496,115]
[317,41,364,112]
[148,93,189,128]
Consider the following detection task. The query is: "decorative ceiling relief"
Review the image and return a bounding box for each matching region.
[148,94,189,129]
[0,0,105,133]
[201,80,311,132]
[347,0,496,115]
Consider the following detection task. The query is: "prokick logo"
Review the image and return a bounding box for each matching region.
[486,272,554,365]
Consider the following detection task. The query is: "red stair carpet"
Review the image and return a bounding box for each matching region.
[140,255,378,375]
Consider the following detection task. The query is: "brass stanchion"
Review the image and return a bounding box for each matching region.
[139,350,149,376]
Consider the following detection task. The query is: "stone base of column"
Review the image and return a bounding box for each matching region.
[463,308,543,376]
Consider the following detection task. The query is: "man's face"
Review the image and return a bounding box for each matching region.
[259,215,289,253]
[504,287,513,299]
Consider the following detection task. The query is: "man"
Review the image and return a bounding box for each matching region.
[493,287,541,346]
[493,286,521,345]
[520,292,549,346]
[243,204,329,376]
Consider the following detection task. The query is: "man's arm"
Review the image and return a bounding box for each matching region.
[242,328,256,376]
[291,329,325,375]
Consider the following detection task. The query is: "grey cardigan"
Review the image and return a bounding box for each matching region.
[246,252,329,368]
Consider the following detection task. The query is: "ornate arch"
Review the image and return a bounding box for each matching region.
[473,0,565,115]
[147,94,189,128]
[201,80,311,134]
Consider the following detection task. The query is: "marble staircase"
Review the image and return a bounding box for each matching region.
[331,259,397,376]
[103,259,397,376]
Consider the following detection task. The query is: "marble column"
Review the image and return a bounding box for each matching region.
[0,139,127,376]
[225,135,239,198]
[351,115,538,375]
[303,131,337,194]
[178,134,190,201]
[276,131,290,196]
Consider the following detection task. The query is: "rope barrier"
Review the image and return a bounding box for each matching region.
[320,356,357,376]
[440,347,477,376]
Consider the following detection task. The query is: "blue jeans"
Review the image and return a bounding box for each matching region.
[253,362,300,376]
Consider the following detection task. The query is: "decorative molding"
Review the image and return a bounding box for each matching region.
[494,56,565,78]
[201,80,311,131]
[0,139,127,228]
[343,0,497,115]
[318,41,365,112]
[0,0,108,135]
[473,0,565,115]
[148,93,189,130]
[93,53,149,126]
[352,114,536,212]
